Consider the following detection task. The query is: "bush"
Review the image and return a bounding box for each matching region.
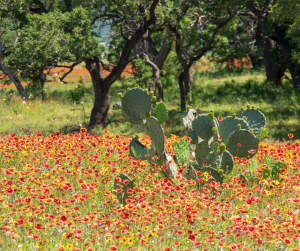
[67,83,85,105]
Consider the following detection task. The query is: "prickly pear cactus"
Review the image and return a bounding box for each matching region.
[182,109,197,129]
[240,109,266,134]
[133,124,144,133]
[227,129,258,159]
[205,151,223,169]
[129,136,154,160]
[122,110,145,125]
[122,88,152,120]
[201,166,224,185]
[113,101,122,110]
[144,116,165,154]
[192,114,217,141]
[156,102,168,125]
[195,141,210,167]
[188,128,202,144]
[220,150,234,174]
[117,87,178,180]
[114,173,134,205]
[173,138,191,164]
[178,105,266,188]
[218,117,249,145]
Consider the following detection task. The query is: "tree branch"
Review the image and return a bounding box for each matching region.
[0,30,6,38]
[100,46,116,60]
[30,0,48,13]
[59,59,82,83]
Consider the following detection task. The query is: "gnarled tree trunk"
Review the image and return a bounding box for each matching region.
[0,61,28,100]
[86,59,110,128]
[255,19,286,86]
[271,24,300,89]
[85,0,159,129]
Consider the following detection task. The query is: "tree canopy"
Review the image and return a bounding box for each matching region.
[1,0,300,130]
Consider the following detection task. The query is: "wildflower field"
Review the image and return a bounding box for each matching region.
[1,129,300,251]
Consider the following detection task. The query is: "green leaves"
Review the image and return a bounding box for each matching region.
[5,7,101,76]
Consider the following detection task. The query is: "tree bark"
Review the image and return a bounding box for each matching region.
[178,71,187,111]
[249,54,263,69]
[86,59,110,128]
[64,0,72,12]
[0,61,28,99]
[271,24,300,89]
[142,53,163,101]
[148,31,173,101]
[254,21,286,86]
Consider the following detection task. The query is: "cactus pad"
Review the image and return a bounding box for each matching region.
[240,109,266,134]
[205,151,222,169]
[188,128,202,144]
[201,166,224,184]
[192,114,217,141]
[182,109,197,129]
[112,101,122,110]
[218,116,250,145]
[129,136,154,160]
[144,116,165,154]
[220,150,234,174]
[122,110,145,125]
[133,124,144,133]
[227,129,258,159]
[122,88,152,120]
[114,173,134,205]
[195,141,210,167]
[173,138,191,164]
[156,102,168,124]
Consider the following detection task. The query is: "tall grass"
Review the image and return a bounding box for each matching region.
[1,64,299,140]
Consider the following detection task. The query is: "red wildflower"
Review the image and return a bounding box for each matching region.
[5,187,13,194]
[284,238,291,245]
[188,235,196,241]
[35,223,43,230]
[80,128,87,133]
[60,216,67,222]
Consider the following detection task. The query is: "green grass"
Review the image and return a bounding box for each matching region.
[1,64,299,141]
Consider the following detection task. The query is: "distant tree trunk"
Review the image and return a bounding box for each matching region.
[271,24,300,90]
[40,70,46,100]
[86,58,110,128]
[64,0,72,12]
[249,54,263,69]
[0,61,28,100]
[178,66,192,111]
[255,20,286,86]
[148,32,173,101]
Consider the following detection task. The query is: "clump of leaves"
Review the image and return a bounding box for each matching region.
[68,83,85,105]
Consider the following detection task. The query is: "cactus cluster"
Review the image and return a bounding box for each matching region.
[114,87,268,203]
[113,88,176,203]
[176,106,267,187]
